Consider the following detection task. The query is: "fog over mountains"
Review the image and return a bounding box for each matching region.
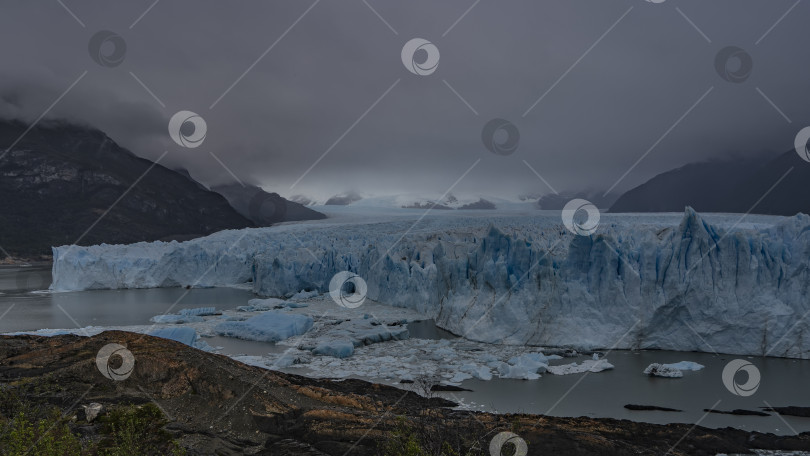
[2,1,809,199]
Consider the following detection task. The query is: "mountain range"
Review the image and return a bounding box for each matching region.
[212,184,325,225]
[609,149,809,215]
[0,120,323,257]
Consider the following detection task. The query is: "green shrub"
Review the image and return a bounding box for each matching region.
[97,403,185,456]
[0,408,83,456]
[380,417,480,456]
[0,387,185,455]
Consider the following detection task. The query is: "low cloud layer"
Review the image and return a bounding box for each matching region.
[1,0,807,200]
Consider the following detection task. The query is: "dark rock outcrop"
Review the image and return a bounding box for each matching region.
[0,120,254,256]
[624,404,682,412]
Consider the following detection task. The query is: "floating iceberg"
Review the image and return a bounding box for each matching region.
[147,327,212,351]
[495,353,550,379]
[546,358,614,375]
[148,327,199,346]
[51,209,810,358]
[311,339,355,358]
[214,311,313,342]
[643,361,704,378]
[150,307,219,324]
[643,363,683,378]
[662,361,704,371]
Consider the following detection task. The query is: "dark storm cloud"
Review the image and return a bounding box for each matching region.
[0,0,807,200]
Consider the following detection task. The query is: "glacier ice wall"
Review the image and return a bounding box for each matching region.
[51,209,810,358]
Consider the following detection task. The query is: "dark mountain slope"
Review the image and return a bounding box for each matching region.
[609,151,809,215]
[212,183,326,225]
[0,120,253,256]
[730,150,810,215]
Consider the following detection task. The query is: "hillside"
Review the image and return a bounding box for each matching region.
[212,184,325,225]
[1,331,808,455]
[610,151,809,215]
[0,120,252,256]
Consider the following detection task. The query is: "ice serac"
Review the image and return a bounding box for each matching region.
[254,208,810,358]
[51,209,810,358]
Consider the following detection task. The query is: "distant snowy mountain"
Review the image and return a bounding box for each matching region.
[288,194,316,206]
[610,150,809,215]
[400,193,497,210]
[401,201,454,210]
[324,191,363,206]
[327,193,532,211]
[458,198,496,210]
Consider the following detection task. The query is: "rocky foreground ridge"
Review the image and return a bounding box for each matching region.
[1,331,809,455]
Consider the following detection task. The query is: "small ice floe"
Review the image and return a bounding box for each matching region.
[662,361,704,371]
[493,353,551,380]
[148,326,213,351]
[546,355,615,375]
[643,361,704,378]
[311,338,354,358]
[214,311,313,342]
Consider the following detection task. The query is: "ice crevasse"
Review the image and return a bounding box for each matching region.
[51,208,810,358]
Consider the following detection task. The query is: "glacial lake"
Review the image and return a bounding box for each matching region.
[2,265,810,435]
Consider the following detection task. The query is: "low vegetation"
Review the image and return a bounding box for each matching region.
[0,383,185,455]
[379,416,494,456]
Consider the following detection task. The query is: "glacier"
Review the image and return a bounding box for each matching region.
[51,207,810,358]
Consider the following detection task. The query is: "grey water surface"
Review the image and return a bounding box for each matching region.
[2,265,809,435]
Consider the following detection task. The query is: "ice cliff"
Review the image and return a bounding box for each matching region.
[51,209,810,358]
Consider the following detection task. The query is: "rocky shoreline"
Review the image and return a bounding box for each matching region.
[1,331,810,455]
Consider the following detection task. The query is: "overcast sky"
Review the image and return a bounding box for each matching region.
[1,0,807,201]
